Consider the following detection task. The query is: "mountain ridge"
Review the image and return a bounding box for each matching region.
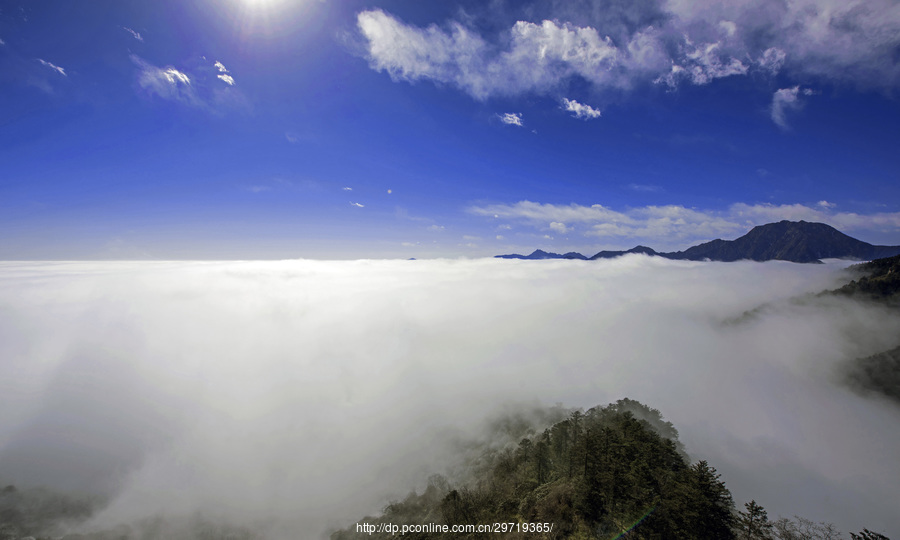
[495,220,900,263]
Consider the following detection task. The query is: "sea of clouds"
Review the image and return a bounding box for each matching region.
[1,257,898,538]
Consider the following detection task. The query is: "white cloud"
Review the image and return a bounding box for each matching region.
[628,183,663,193]
[123,27,143,42]
[343,187,353,191]
[350,202,365,208]
[664,0,900,88]
[130,56,244,111]
[656,39,748,87]
[729,202,900,232]
[132,55,196,104]
[164,68,189,85]
[757,47,786,75]
[549,221,570,234]
[357,10,632,100]
[37,58,66,76]
[0,37,6,46]
[358,1,900,100]
[469,200,900,249]
[771,86,809,129]
[562,98,601,120]
[499,112,523,126]
[718,20,738,37]
[215,61,228,73]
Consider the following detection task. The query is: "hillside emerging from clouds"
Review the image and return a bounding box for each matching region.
[831,254,900,405]
[498,221,900,263]
[331,399,889,540]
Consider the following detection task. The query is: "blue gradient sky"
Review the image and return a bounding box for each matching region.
[2,0,900,259]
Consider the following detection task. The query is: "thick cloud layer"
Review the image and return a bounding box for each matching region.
[1,258,899,538]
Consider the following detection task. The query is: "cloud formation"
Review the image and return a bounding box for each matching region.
[122,27,143,42]
[0,259,898,537]
[132,55,196,104]
[357,0,900,101]
[214,61,236,86]
[130,56,244,111]
[562,98,601,119]
[771,86,814,129]
[549,221,570,234]
[469,200,900,249]
[499,112,523,126]
[37,58,66,76]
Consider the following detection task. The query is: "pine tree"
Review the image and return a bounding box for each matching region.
[689,460,736,539]
[736,500,773,539]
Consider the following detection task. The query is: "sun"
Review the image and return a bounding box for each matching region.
[241,0,286,9]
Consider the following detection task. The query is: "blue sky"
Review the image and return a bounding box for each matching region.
[2,0,900,259]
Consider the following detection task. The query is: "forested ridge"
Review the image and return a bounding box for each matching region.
[831,254,900,405]
[331,399,890,540]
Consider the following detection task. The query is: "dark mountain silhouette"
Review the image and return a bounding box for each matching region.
[589,245,658,260]
[665,220,900,263]
[496,221,900,263]
[495,249,587,260]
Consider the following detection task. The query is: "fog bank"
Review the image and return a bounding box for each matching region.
[1,257,898,538]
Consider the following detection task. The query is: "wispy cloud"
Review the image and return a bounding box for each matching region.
[469,200,900,248]
[214,61,235,85]
[122,27,143,42]
[37,58,66,76]
[655,39,748,88]
[771,86,814,129]
[132,55,195,104]
[130,55,244,111]
[350,202,365,208]
[628,183,663,193]
[499,112,523,127]
[242,178,295,194]
[562,98,601,120]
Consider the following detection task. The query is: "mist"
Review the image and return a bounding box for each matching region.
[1,257,899,538]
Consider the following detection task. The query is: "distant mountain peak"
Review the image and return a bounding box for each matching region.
[498,221,900,263]
[670,220,896,263]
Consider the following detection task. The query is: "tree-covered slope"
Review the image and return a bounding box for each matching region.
[834,253,900,302]
[332,399,736,540]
